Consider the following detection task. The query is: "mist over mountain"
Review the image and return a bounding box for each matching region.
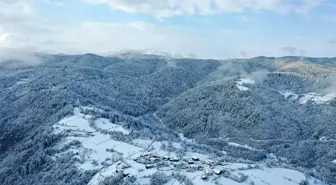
[0,53,335,185]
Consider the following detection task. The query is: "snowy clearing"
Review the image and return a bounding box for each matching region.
[53,107,326,185]
[95,118,130,135]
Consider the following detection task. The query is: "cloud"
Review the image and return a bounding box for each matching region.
[329,39,336,44]
[240,51,248,58]
[295,36,305,41]
[294,0,323,14]
[43,0,64,6]
[0,0,333,60]
[53,22,194,54]
[0,33,11,47]
[82,0,322,19]
[280,46,298,55]
[0,2,262,60]
[0,0,35,16]
[321,14,336,22]
[319,76,336,94]
[0,47,42,65]
[280,46,307,59]
[126,21,153,31]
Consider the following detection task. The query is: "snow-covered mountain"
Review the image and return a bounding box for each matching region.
[0,54,335,185]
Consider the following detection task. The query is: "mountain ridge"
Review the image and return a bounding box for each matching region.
[0,53,335,185]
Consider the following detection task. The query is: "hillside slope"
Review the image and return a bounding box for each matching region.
[0,54,335,185]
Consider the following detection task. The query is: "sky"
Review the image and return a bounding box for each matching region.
[1,0,336,59]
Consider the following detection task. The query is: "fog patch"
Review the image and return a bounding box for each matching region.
[320,76,336,94]
[247,70,270,83]
[240,51,248,58]
[217,60,238,73]
[165,58,177,68]
[0,47,42,65]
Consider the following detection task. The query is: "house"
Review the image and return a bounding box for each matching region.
[170,157,179,162]
[141,152,151,157]
[189,165,198,171]
[192,156,200,161]
[188,164,203,171]
[116,168,130,177]
[213,169,222,175]
[201,174,208,180]
[204,166,213,175]
[187,160,194,165]
[123,172,130,177]
[149,157,159,163]
[174,162,189,169]
[206,160,215,165]
[145,164,155,169]
[150,154,159,158]
[86,132,94,136]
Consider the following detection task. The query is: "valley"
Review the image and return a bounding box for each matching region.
[0,54,335,185]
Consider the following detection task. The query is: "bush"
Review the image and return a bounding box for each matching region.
[150,172,170,185]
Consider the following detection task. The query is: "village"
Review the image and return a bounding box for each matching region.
[53,107,324,185]
[118,152,255,183]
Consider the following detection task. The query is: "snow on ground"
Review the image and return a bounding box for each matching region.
[279,91,336,104]
[279,91,299,99]
[228,142,260,151]
[185,152,210,161]
[319,136,336,142]
[53,107,326,185]
[333,160,336,164]
[236,78,255,91]
[243,168,302,185]
[88,163,119,185]
[243,167,326,185]
[54,107,142,171]
[214,176,245,185]
[299,92,336,104]
[184,171,217,185]
[81,106,104,113]
[53,116,95,133]
[225,163,251,170]
[95,118,130,135]
[178,133,194,142]
[78,133,142,170]
[165,178,179,185]
[132,139,181,150]
[16,78,30,85]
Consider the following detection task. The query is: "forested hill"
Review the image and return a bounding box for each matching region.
[0,53,335,185]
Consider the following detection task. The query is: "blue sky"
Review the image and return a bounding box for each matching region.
[1,0,336,59]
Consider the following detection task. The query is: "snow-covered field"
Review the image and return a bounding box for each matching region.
[53,107,327,185]
[95,118,130,135]
[279,91,336,105]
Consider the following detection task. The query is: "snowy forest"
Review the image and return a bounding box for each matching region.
[0,53,335,185]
